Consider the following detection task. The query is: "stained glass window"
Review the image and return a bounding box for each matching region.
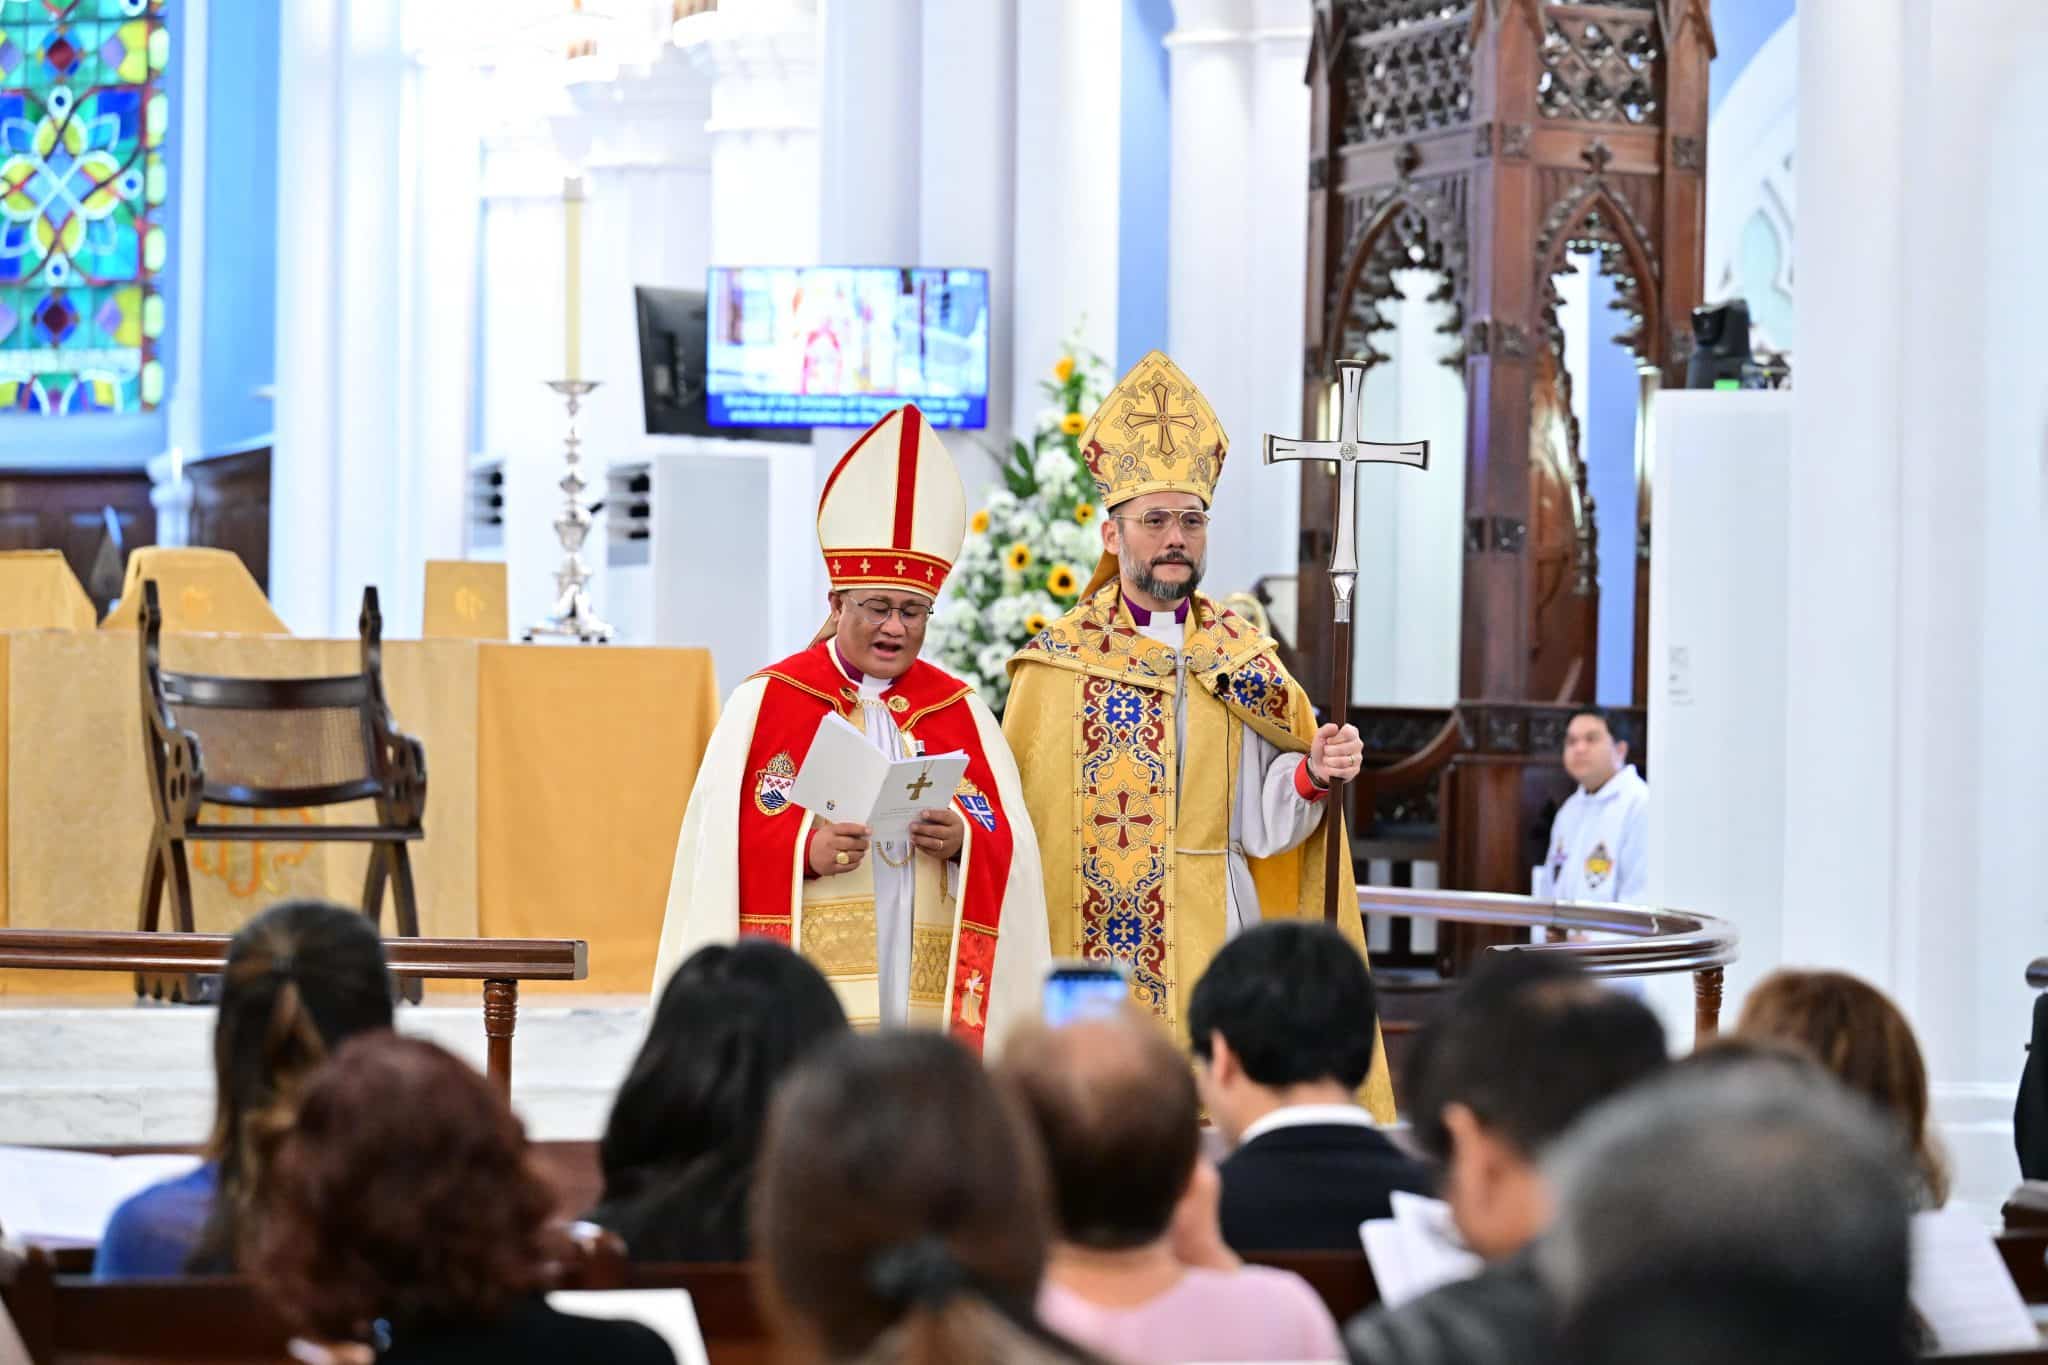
[0,0,168,415]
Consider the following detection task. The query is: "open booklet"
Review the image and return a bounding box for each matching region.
[0,1145,201,1244]
[1910,1206,2039,1355]
[549,1290,708,1365]
[1359,1191,1483,1310]
[786,713,968,839]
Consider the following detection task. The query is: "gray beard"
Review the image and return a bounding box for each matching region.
[1131,557,1203,603]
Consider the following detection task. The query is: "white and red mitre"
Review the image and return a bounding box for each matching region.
[816,404,965,600]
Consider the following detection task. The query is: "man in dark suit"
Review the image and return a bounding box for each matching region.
[1190,921,1432,1253]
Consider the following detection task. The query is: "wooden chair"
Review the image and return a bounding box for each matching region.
[135,579,427,1003]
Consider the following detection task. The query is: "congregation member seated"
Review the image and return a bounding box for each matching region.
[754,1031,1098,1365]
[1187,920,1430,1251]
[254,1033,675,1365]
[1000,1013,1345,1364]
[1735,967,1949,1206]
[97,899,394,1277]
[1344,955,1665,1365]
[1541,1064,1914,1365]
[585,940,847,1260]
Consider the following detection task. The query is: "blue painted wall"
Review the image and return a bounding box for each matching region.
[0,0,279,468]
[1710,0,1797,116]
[1588,267,1640,706]
[199,0,279,455]
[1115,0,1172,374]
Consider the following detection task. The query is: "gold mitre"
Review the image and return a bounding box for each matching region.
[1079,350,1228,511]
[1077,352,1228,598]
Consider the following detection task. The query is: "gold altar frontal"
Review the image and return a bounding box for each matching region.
[0,631,716,997]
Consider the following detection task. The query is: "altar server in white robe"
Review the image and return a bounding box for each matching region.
[650,405,1050,1053]
[1544,707,1650,903]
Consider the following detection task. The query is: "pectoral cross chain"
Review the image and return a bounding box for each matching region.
[904,767,935,802]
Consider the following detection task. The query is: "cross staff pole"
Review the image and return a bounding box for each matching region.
[1263,360,1430,925]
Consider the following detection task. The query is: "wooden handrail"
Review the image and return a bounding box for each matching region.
[1358,886,1739,1037]
[0,929,587,1096]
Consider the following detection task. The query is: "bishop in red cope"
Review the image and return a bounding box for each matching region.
[651,405,1051,1052]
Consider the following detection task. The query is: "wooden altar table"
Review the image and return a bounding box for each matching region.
[0,633,716,995]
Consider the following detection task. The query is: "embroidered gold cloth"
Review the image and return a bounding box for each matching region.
[1004,582,1394,1121]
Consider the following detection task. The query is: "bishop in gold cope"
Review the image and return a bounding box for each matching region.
[1002,351,1391,1121]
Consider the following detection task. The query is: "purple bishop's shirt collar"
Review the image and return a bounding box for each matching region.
[1123,593,1190,627]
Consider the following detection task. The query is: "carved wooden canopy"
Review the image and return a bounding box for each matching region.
[1297,0,1713,707]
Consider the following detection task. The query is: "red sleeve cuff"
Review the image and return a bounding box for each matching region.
[802,825,822,880]
[1294,758,1329,802]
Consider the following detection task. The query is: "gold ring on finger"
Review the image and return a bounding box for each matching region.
[835,851,850,866]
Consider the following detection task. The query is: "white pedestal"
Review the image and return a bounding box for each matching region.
[605,441,796,695]
[1643,390,1793,1049]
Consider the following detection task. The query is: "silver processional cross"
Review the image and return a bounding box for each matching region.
[1262,357,1431,925]
[1262,358,1430,624]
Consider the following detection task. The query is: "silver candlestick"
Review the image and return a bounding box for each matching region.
[524,378,615,644]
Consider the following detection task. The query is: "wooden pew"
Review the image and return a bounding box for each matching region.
[10,1230,2046,1364]
[0,1242,776,1365]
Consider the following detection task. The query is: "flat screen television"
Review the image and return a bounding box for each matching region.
[634,285,807,443]
[705,266,990,430]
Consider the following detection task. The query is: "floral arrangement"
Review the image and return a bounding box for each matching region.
[931,336,1110,714]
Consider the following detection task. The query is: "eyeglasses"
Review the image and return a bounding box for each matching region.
[847,598,930,626]
[1115,509,1213,537]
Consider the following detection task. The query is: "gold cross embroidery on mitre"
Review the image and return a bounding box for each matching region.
[1122,381,1198,457]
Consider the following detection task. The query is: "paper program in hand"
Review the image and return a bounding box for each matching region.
[787,713,968,838]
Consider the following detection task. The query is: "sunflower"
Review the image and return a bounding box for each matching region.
[970,508,990,534]
[1053,355,1075,382]
[1059,411,1087,436]
[1073,501,1095,525]
[1024,612,1050,637]
[1047,563,1079,597]
[1006,542,1034,572]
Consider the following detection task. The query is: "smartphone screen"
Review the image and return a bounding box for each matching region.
[1042,963,1130,1027]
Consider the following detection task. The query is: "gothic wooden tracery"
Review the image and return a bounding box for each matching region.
[1298,0,1713,920]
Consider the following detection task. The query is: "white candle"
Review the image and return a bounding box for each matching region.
[564,174,584,381]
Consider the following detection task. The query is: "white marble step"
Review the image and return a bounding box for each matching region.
[0,996,650,1145]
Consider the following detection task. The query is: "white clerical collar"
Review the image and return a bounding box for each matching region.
[1238,1103,1379,1147]
[828,641,890,699]
[1123,592,1190,627]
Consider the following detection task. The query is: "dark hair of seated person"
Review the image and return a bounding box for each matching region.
[254,1035,672,1365]
[1185,919,1378,1090]
[1405,952,1668,1164]
[189,898,394,1273]
[997,1015,1200,1250]
[588,940,848,1261]
[756,1031,1102,1364]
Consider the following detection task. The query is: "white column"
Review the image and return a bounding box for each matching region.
[1785,0,2048,1217]
[921,0,1017,508]
[1241,0,1314,595]
[1012,0,1122,424]
[1779,0,1908,982]
[679,1,820,267]
[677,0,821,656]
[274,0,477,637]
[1167,0,1312,599]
